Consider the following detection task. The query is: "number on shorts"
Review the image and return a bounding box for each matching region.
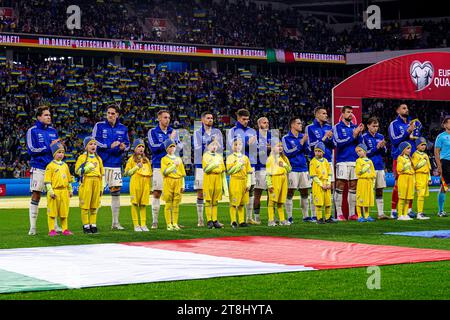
[114,172,122,181]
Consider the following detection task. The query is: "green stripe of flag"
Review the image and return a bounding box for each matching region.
[0,268,68,294]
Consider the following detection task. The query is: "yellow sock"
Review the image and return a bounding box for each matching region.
[165,202,172,225]
[417,196,424,213]
[356,206,362,218]
[60,217,68,231]
[172,201,180,225]
[316,206,323,219]
[403,199,409,216]
[90,209,97,225]
[48,216,55,232]
[230,206,237,223]
[325,206,331,219]
[205,201,212,221]
[238,205,245,224]
[212,205,218,221]
[81,209,89,225]
[364,207,369,219]
[267,199,275,221]
[140,206,146,226]
[277,204,285,221]
[131,204,139,227]
[398,199,405,216]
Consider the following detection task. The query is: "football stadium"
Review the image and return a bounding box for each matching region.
[1,0,450,306]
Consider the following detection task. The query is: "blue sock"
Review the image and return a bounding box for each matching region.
[438,191,446,212]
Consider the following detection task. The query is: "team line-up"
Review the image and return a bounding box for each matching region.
[26,103,450,236]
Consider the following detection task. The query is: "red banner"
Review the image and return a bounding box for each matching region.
[333,51,450,123]
[0,184,5,196]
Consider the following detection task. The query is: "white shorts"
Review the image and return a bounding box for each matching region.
[30,168,45,192]
[194,168,204,190]
[255,170,267,190]
[375,170,387,189]
[336,162,357,181]
[152,168,163,192]
[104,167,123,188]
[288,171,311,189]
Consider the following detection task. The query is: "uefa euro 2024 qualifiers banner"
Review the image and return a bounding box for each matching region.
[0,33,345,64]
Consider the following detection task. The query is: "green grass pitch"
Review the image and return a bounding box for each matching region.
[1,191,450,300]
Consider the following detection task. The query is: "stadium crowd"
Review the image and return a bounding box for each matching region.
[0,0,448,53]
[1,57,447,179]
[0,58,339,177]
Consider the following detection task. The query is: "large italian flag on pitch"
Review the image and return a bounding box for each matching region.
[2,236,450,294]
[266,48,295,63]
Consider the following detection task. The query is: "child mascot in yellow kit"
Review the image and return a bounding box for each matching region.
[75,136,105,234]
[124,138,153,231]
[226,137,252,229]
[309,142,334,224]
[45,142,74,236]
[412,137,431,220]
[396,141,415,221]
[161,139,186,231]
[355,143,376,222]
[266,141,292,226]
[202,138,228,229]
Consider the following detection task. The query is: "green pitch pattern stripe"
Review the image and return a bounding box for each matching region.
[0,268,68,294]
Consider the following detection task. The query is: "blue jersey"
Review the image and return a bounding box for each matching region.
[306,119,334,162]
[388,115,421,160]
[92,120,130,168]
[148,125,183,168]
[362,132,386,170]
[193,125,223,169]
[227,122,257,167]
[333,121,361,163]
[255,130,272,171]
[282,131,309,173]
[26,121,59,170]
[435,131,450,161]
